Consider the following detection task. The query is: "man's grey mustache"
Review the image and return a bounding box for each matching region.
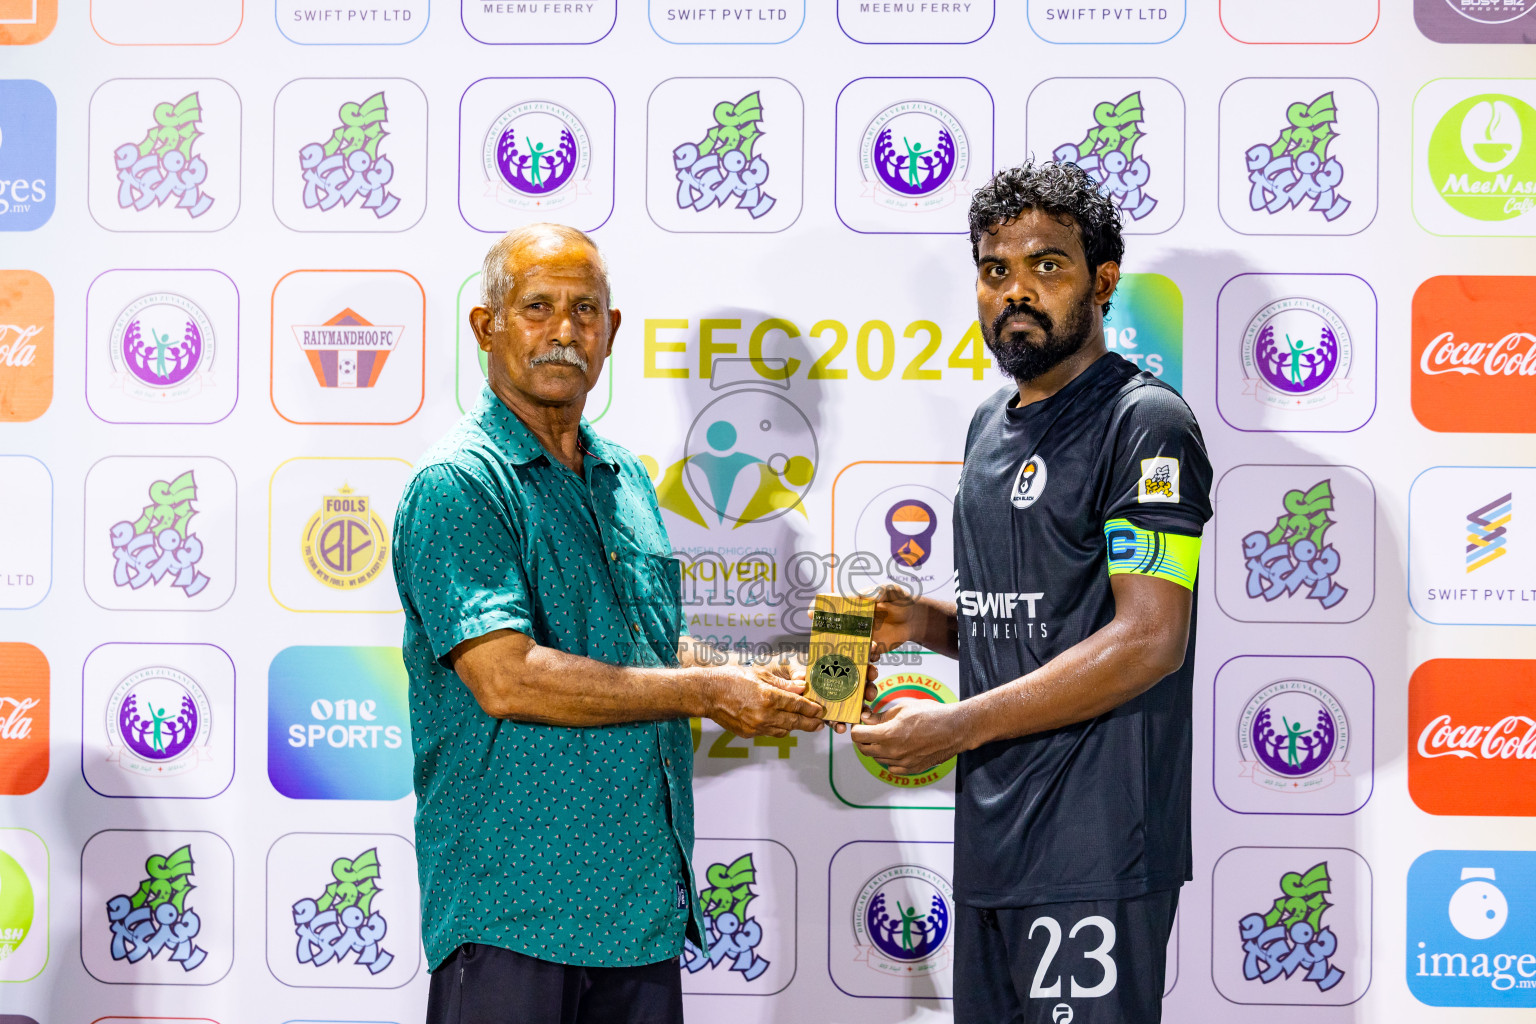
[529,345,589,372]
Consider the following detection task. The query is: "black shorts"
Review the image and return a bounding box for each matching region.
[954,888,1179,1024]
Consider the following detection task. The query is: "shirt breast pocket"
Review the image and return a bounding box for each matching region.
[631,551,684,656]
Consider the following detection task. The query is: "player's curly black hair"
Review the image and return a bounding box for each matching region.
[968,160,1125,303]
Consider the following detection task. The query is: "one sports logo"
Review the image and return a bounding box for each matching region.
[1052,1004,1074,1023]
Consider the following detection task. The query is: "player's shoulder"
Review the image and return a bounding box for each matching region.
[965,384,1017,448]
[1108,371,1200,432]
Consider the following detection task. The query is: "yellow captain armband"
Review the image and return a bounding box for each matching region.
[1104,518,1201,591]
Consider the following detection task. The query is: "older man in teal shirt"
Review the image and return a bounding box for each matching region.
[393,224,825,1024]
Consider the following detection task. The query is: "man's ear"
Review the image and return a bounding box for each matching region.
[606,307,622,356]
[469,306,495,353]
[1094,261,1121,309]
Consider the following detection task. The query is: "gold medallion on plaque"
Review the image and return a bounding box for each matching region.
[301,484,390,590]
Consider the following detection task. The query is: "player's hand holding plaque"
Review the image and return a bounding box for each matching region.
[805,594,875,725]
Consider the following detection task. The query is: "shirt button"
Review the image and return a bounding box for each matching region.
[609,551,618,562]
[664,758,671,769]
[632,623,642,633]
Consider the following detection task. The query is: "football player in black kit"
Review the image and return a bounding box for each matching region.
[851,161,1213,1024]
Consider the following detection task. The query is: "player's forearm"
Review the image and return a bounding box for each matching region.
[914,597,961,658]
[960,615,1184,747]
[468,642,716,726]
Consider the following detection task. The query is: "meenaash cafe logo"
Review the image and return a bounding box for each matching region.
[1429,94,1536,222]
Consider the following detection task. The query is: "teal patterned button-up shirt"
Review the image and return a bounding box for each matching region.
[393,385,701,971]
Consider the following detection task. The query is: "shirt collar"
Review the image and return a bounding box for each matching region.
[475,385,620,469]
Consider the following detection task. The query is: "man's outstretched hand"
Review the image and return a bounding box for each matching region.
[850,698,970,775]
[703,663,824,738]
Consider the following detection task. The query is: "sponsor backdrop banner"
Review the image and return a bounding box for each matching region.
[0,4,1533,1023]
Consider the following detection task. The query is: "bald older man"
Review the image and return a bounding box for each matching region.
[392,224,825,1024]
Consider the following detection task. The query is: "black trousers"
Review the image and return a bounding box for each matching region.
[426,942,684,1024]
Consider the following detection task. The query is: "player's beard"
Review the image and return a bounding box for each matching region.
[983,281,1097,383]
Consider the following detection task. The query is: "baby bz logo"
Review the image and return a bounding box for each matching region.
[273,79,428,232]
[1219,78,1378,236]
[680,838,796,996]
[265,832,421,989]
[1409,851,1536,1006]
[1211,845,1372,1005]
[1026,78,1187,235]
[646,78,804,234]
[0,81,54,230]
[267,646,411,801]
[87,80,244,232]
[80,828,235,984]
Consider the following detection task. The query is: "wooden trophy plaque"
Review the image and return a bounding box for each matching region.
[805,594,874,725]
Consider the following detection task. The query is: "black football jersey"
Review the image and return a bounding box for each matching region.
[951,352,1213,907]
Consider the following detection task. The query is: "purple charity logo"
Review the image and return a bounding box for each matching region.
[106,844,208,971]
[673,92,776,219]
[299,92,399,218]
[109,470,211,599]
[482,100,590,212]
[1239,297,1352,410]
[1053,91,1157,220]
[1245,93,1350,222]
[291,848,394,974]
[105,665,212,778]
[1237,861,1346,992]
[114,93,215,219]
[1241,479,1348,610]
[1237,680,1350,794]
[680,852,770,982]
[109,293,215,403]
[886,499,937,568]
[859,101,968,212]
[852,865,953,976]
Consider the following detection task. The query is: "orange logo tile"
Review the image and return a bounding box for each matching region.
[0,270,53,421]
[1412,276,1536,433]
[1410,658,1536,816]
[0,642,48,794]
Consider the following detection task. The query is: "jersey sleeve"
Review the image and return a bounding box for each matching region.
[1100,383,1214,538]
[394,462,534,664]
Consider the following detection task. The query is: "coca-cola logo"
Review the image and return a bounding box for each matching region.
[1418,330,1536,377]
[0,643,48,796]
[0,696,39,740]
[1410,658,1536,816]
[0,324,42,368]
[1417,713,1536,760]
[1412,277,1536,433]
